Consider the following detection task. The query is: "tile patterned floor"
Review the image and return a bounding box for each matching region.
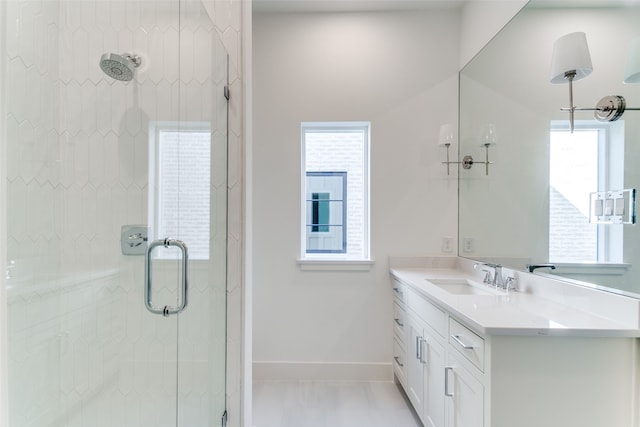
[253,380,422,427]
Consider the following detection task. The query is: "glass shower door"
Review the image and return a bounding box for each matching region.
[1,0,228,425]
[173,2,229,423]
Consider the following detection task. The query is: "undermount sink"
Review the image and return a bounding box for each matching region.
[426,278,498,296]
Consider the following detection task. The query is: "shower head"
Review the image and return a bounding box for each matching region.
[99,53,142,82]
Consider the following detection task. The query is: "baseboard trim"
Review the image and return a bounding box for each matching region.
[253,361,393,382]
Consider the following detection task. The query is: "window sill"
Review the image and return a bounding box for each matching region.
[297,258,375,271]
[551,262,630,276]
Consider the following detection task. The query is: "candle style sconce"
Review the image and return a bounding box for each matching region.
[441,124,496,176]
[551,32,640,132]
[439,124,456,175]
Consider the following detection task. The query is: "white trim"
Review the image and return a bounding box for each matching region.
[242,1,254,426]
[253,361,392,382]
[0,0,8,422]
[297,258,375,271]
[300,121,371,260]
[552,262,630,276]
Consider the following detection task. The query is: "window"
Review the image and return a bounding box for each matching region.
[549,121,623,263]
[306,172,347,253]
[311,192,330,233]
[149,122,211,260]
[301,122,370,260]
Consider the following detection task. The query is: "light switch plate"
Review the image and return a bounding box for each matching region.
[590,189,636,224]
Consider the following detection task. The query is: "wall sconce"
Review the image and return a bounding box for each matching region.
[439,124,455,175]
[549,32,593,133]
[477,124,497,175]
[440,124,495,176]
[551,32,640,131]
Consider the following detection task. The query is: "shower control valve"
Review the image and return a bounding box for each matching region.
[121,225,149,256]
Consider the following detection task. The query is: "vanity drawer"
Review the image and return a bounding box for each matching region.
[449,318,485,372]
[407,289,446,337]
[393,338,407,386]
[393,301,406,343]
[392,279,407,305]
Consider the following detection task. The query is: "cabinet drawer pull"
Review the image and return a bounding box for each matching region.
[393,287,403,295]
[394,318,404,327]
[394,356,404,367]
[420,338,427,365]
[444,367,454,397]
[451,334,474,349]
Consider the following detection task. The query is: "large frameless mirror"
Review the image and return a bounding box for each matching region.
[459,0,640,297]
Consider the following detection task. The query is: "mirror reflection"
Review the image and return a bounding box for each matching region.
[459,0,640,297]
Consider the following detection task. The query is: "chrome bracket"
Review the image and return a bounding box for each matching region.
[563,95,640,125]
[461,148,494,175]
[462,155,474,170]
[594,95,626,122]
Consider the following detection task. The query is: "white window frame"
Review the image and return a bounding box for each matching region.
[148,121,212,261]
[549,120,624,264]
[299,121,372,268]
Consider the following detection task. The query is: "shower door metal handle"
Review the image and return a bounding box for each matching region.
[145,238,189,317]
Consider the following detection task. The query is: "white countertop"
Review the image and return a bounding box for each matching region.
[391,266,640,337]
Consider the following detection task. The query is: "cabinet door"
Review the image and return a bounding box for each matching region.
[422,330,445,427]
[445,354,483,427]
[406,314,425,417]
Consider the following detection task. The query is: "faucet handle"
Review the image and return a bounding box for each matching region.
[481,269,492,284]
[504,276,517,292]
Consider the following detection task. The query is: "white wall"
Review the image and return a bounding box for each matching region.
[459,0,528,68]
[252,9,460,380]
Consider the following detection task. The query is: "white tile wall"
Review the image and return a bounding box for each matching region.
[3,0,243,425]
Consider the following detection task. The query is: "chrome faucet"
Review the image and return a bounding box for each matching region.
[526,263,556,273]
[474,262,517,291]
[473,262,492,284]
[488,263,506,288]
[474,262,505,287]
[504,276,517,292]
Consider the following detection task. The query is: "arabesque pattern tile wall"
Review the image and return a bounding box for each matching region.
[3,0,243,425]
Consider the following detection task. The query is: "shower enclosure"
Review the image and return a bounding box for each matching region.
[0,0,229,426]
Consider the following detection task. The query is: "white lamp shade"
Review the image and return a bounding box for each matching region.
[480,124,497,146]
[624,36,640,84]
[438,124,455,146]
[550,32,593,84]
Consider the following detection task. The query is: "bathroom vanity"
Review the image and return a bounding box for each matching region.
[390,257,640,427]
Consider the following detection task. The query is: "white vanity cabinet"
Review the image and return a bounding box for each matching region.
[445,329,483,427]
[393,275,639,427]
[392,280,408,387]
[402,285,481,427]
[406,311,446,427]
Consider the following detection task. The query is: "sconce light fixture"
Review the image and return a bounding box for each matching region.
[549,32,593,133]
[439,124,455,175]
[477,124,497,175]
[440,123,495,176]
[551,32,640,131]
